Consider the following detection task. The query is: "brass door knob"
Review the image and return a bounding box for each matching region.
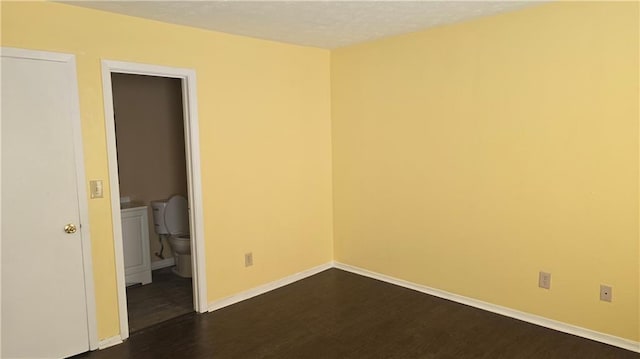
[64,224,77,234]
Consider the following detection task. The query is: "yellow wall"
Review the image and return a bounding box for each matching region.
[1,1,333,339]
[2,0,638,345]
[332,2,639,342]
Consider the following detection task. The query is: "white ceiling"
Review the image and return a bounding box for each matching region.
[65,1,540,49]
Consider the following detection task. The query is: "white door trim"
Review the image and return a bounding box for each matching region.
[101,60,208,341]
[1,47,99,350]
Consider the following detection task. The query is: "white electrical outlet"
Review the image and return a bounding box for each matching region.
[538,271,551,289]
[245,252,253,267]
[600,285,612,302]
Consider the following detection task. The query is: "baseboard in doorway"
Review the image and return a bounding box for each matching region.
[151,257,175,271]
[333,262,640,353]
[208,262,333,312]
[97,335,123,350]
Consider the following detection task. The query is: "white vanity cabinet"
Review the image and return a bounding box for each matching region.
[121,204,152,286]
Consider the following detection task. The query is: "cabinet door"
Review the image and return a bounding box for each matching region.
[122,208,152,285]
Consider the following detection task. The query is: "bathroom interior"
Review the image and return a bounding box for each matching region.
[112,73,194,332]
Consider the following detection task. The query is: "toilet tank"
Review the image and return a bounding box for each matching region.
[150,199,169,234]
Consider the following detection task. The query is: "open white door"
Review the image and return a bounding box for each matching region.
[1,48,97,358]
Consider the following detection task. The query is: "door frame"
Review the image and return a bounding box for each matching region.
[101,60,208,340]
[1,47,99,350]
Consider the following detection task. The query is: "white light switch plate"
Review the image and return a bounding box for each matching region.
[90,180,103,199]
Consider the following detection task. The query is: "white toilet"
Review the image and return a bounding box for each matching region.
[151,195,192,278]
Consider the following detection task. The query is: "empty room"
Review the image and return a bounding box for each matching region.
[1,1,638,358]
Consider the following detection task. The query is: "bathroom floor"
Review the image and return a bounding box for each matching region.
[126,266,193,333]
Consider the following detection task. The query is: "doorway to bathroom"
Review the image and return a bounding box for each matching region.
[113,72,193,332]
[102,61,208,341]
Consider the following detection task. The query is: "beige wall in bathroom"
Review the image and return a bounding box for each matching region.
[112,73,189,263]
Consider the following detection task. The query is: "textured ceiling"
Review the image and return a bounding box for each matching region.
[66,1,539,49]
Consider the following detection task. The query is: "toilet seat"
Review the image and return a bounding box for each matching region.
[164,195,189,236]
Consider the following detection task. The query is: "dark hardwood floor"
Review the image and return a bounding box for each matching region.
[81,269,638,358]
[126,266,193,332]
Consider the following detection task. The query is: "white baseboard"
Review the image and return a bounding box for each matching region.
[334,262,640,353]
[208,262,333,312]
[97,335,123,350]
[151,257,175,271]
